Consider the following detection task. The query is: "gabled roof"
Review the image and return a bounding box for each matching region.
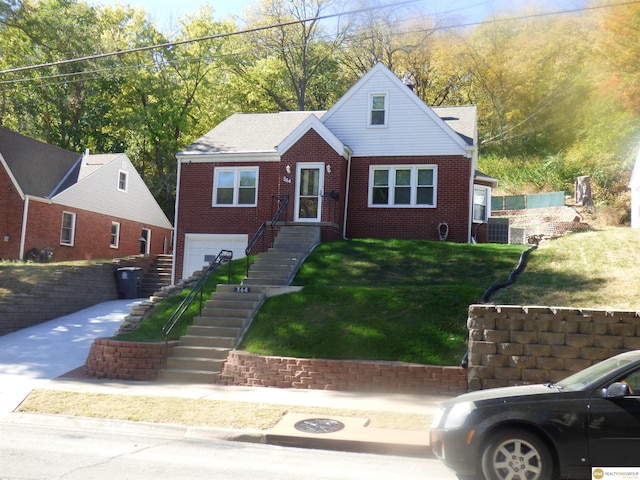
[277,114,350,159]
[321,62,474,152]
[178,111,325,156]
[0,127,80,198]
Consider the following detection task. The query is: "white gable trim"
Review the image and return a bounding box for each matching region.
[321,62,472,154]
[277,115,350,159]
[0,153,25,200]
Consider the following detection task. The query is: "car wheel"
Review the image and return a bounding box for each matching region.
[481,429,554,480]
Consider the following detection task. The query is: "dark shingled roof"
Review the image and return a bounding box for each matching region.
[0,127,80,198]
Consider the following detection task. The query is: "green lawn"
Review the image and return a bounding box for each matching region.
[118,238,525,366]
[239,239,524,365]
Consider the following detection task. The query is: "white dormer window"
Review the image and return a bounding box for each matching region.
[118,170,128,192]
[370,93,387,126]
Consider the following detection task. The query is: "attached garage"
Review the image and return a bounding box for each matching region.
[182,233,248,279]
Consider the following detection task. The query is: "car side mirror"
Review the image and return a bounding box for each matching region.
[606,382,631,398]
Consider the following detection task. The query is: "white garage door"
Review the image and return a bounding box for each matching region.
[183,234,248,279]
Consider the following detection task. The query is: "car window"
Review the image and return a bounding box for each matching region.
[620,370,640,395]
[557,352,640,391]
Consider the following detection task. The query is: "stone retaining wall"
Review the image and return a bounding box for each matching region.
[219,350,467,395]
[85,338,177,381]
[0,256,155,336]
[467,304,640,390]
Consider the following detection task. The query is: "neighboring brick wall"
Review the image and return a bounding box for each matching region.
[25,198,172,262]
[0,256,155,336]
[0,165,24,260]
[467,304,640,391]
[346,155,472,243]
[219,350,467,395]
[85,338,177,381]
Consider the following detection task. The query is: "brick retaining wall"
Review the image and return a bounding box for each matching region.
[467,304,640,391]
[85,338,177,381]
[219,350,467,395]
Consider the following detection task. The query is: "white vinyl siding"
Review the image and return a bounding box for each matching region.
[213,167,258,207]
[322,68,470,157]
[51,154,172,230]
[369,165,437,208]
[60,211,76,246]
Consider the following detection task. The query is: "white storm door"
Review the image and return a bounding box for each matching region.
[295,163,324,222]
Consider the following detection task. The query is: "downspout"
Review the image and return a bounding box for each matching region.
[171,159,182,284]
[19,196,29,260]
[466,150,474,244]
[342,147,353,240]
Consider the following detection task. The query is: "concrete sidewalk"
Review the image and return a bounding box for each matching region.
[0,299,450,457]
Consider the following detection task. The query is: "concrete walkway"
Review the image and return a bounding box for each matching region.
[0,299,451,457]
[0,299,141,414]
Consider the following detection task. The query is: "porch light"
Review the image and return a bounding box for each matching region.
[326,164,331,173]
[285,165,291,174]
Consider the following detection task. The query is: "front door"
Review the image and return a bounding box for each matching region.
[295,163,324,222]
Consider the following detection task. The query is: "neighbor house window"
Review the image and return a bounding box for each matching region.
[369,165,437,207]
[370,93,387,126]
[118,170,128,192]
[110,222,120,248]
[473,186,490,222]
[60,212,76,246]
[213,167,258,206]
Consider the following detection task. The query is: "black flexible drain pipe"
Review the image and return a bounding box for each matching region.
[461,244,538,369]
[480,244,538,303]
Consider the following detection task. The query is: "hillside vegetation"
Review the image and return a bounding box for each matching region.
[490,227,640,310]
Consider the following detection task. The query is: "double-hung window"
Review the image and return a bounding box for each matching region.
[473,186,490,222]
[370,93,387,126]
[213,167,258,206]
[60,211,76,246]
[118,170,128,192]
[370,165,437,207]
[110,222,120,248]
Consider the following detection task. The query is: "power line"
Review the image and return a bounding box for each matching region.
[0,0,422,76]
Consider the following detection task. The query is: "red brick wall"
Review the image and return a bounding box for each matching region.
[85,339,177,381]
[23,198,172,261]
[280,129,348,227]
[219,351,468,395]
[346,156,472,243]
[0,165,25,259]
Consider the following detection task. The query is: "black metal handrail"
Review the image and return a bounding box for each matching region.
[162,249,233,358]
[245,194,289,275]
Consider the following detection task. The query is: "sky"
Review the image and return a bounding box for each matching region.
[89,0,587,31]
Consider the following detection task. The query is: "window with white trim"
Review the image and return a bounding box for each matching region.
[110,222,120,248]
[370,93,387,126]
[213,167,258,206]
[473,185,491,222]
[118,170,128,192]
[60,211,76,246]
[369,165,437,207]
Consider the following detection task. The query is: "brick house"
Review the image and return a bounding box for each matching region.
[174,63,496,281]
[0,128,173,261]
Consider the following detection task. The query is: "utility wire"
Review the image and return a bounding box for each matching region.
[0,0,422,75]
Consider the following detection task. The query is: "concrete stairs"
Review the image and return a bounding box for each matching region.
[140,255,173,298]
[157,226,320,384]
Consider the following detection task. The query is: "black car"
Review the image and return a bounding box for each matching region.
[430,350,640,480]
